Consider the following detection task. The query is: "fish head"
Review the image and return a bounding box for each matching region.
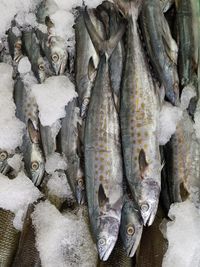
[0,150,10,174]
[30,144,45,187]
[96,216,119,261]
[49,37,67,75]
[76,170,86,205]
[37,57,46,83]
[120,200,143,257]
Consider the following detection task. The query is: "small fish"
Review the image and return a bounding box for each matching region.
[140,0,179,105]
[22,29,46,83]
[75,8,104,119]
[0,209,20,267]
[83,8,125,260]
[120,196,143,257]
[36,17,67,75]
[60,98,85,205]
[14,77,45,186]
[118,0,161,226]
[11,202,41,267]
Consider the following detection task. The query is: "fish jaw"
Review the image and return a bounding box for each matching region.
[138,179,160,226]
[96,216,120,261]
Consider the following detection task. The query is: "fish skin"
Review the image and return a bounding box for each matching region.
[119,1,161,226]
[39,124,57,158]
[83,8,125,260]
[120,196,143,258]
[140,0,179,105]
[97,1,125,112]
[60,98,85,205]
[22,30,46,83]
[160,0,175,13]
[0,209,20,267]
[11,203,41,267]
[75,8,104,119]
[14,77,45,187]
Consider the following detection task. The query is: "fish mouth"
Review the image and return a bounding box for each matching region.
[98,240,116,261]
[76,188,86,205]
[141,206,157,226]
[127,242,138,258]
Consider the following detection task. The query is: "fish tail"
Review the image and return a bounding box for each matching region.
[114,0,143,18]
[83,7,126,58]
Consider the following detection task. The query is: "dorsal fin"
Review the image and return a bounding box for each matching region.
[98,184,109,207]
[138,149,149,178]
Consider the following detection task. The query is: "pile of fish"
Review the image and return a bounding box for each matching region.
[0,0,199,266]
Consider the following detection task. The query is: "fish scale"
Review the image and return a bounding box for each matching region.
[0,209,20,267]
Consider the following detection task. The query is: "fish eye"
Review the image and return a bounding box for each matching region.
[39,64,45,71]
[126,224,135,236]
[77,178,83,187]
[140,203,149,212]
[0,151,8,161]
[98,238,106,246]
[51,53,59,62]
[31,161,39,171]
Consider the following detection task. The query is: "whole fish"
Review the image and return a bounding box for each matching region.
[14,77,45,186]
[140,0,179,105]
[60,98,85,205]
[0,209,20,267]
[117,0,161,226]
[22,30,46,83]
[75,8,104,119]
[175,0,195,88]
[11,203,41,267]
[98,238,134,267]
[83,8,125,261]
[120,196,143,257]
[97,1,125,111]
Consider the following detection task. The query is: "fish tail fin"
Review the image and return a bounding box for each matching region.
[114,0,143,18]
[83,7,126,58]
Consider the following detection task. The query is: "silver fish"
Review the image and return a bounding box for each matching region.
[60,98,85,205]
[140,0,179,105]
[14,77,45,186]
[120,196,143,257]
[117,0,161,226]
[83,8,125,261]
[22,29,46,83]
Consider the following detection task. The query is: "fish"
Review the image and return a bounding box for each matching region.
[22,29,46,83]
[136,206,167,267]
[0,209,20,267]
[83,8,125,261]
[120,196,143,257]
[0,150,12,175]
[97,1,125,112]
[11,202,41,267]
[118,0,161,226]
[75,8,104,119]
[59,98,85,205]
[140,0,179,105]
[98,238,134,267]
[14,77,45,186]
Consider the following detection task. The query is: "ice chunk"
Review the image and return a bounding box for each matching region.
[84,0,108,8]
[31,76,77,126]
[45,152,67,174]
[47,171,72,198]
[0,172,42,230]
[18,57,32,74]
[7,154,23,173]
[0,63,25,152]
[180,85,196,110]
[162,200,200,267]
[32,201,98,267]
[54,0,82,10]
[158,102,182,145]
[0,0,40,38]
